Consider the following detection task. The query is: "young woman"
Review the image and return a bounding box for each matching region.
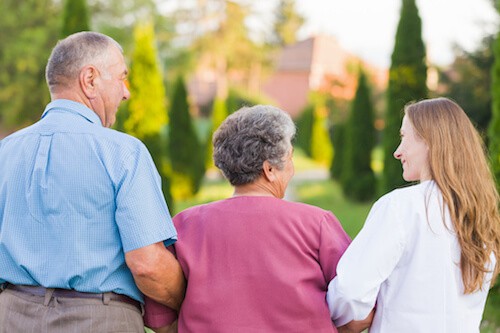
[327,97,500,332]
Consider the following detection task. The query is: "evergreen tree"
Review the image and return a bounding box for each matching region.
[226,90,240,115]
[441,35,494,135]
[206,98,228,170]
[341,70,376,201]
[168,75,205,199]
[0,0,59,131]
[295,104,314,157]
[310,98,333,166]
[118,22,172,209]
[142,133,174,212]
[124,22,167,137]
[489,14,500,191]
[272,0,305,47]
[61,0,90,37]
[382,0,427,194]
[329,123,346,180]
[225,87,271,115]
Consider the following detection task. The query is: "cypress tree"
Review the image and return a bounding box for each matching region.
[489,15,500,191]
[382,0,427,194]
[329,123,346,180]
[117,22,173,209]
[143,133,174,211]
[225,88,268,115]
[226,90,240,116]
[310,99,333,166]
[168,75,205,199]
[125,22,167,137]
[341,70,376,201]
[0,0,58,129]
[206,98,228,170]
[61,0,90,37]
[295,104,314,157]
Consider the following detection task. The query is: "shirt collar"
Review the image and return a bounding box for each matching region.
[41,99,103,127]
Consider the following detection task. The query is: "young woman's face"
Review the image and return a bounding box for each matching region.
[393,115,431,182]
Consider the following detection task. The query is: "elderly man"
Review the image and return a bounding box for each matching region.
[0,31,184,332]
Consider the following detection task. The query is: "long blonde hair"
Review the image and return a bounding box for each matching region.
[405,97,500,293]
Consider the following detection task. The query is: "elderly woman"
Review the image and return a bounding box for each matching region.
[143,105,358,332]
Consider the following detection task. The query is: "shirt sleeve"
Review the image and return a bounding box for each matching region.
[319,212,352,283]
[143,296,178,329]
[326,194,406,326]
[115,143,177,252]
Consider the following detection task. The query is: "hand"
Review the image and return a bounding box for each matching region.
[337,309,375,333]
[166,320,178,333]
[151,320,178,333]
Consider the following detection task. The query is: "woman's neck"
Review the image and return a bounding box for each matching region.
[232,179,280,198]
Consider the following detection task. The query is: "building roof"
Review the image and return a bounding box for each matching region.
[263,34,381,117]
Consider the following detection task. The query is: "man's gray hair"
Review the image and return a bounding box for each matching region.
[213,105,296,186]
[45,31,122,92]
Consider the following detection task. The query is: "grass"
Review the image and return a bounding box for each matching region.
[294,179,371,238]
[482,285,500,332]
[293,148,328,171]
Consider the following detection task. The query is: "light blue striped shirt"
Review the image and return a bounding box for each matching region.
[0,99,177,302]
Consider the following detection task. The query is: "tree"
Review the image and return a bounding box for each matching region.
[61,0,90,37]
[381,0,427,194]
[272,0,305,47]
[172,1,266,99]
[295,104,314,157]
[124,22,167,137]
[489,13,500,191]
[142,133,174,211]
[206,98,228,170]
[116,22,173,209]
[90,0,175,61]
[341,70,376,201]
[0,0,59,131]
[168,75,205,199]
[329,123,346,180]
[440,35,494,135]
[310,96,334,166]
[226,87,272,115]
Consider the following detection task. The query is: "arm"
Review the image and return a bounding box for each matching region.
[151,320,178,333]
[327,195,406,326]
[126,242,186,310]
[337,309,375,333]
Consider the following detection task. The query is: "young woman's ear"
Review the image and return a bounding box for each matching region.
[80,66,99,99]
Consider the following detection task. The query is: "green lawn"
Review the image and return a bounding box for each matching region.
[294,179,371,238]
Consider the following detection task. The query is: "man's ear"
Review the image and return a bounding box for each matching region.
[262,160,276,182]
[80,65,99,99]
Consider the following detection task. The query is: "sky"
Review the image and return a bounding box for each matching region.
[292,0,498,69]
